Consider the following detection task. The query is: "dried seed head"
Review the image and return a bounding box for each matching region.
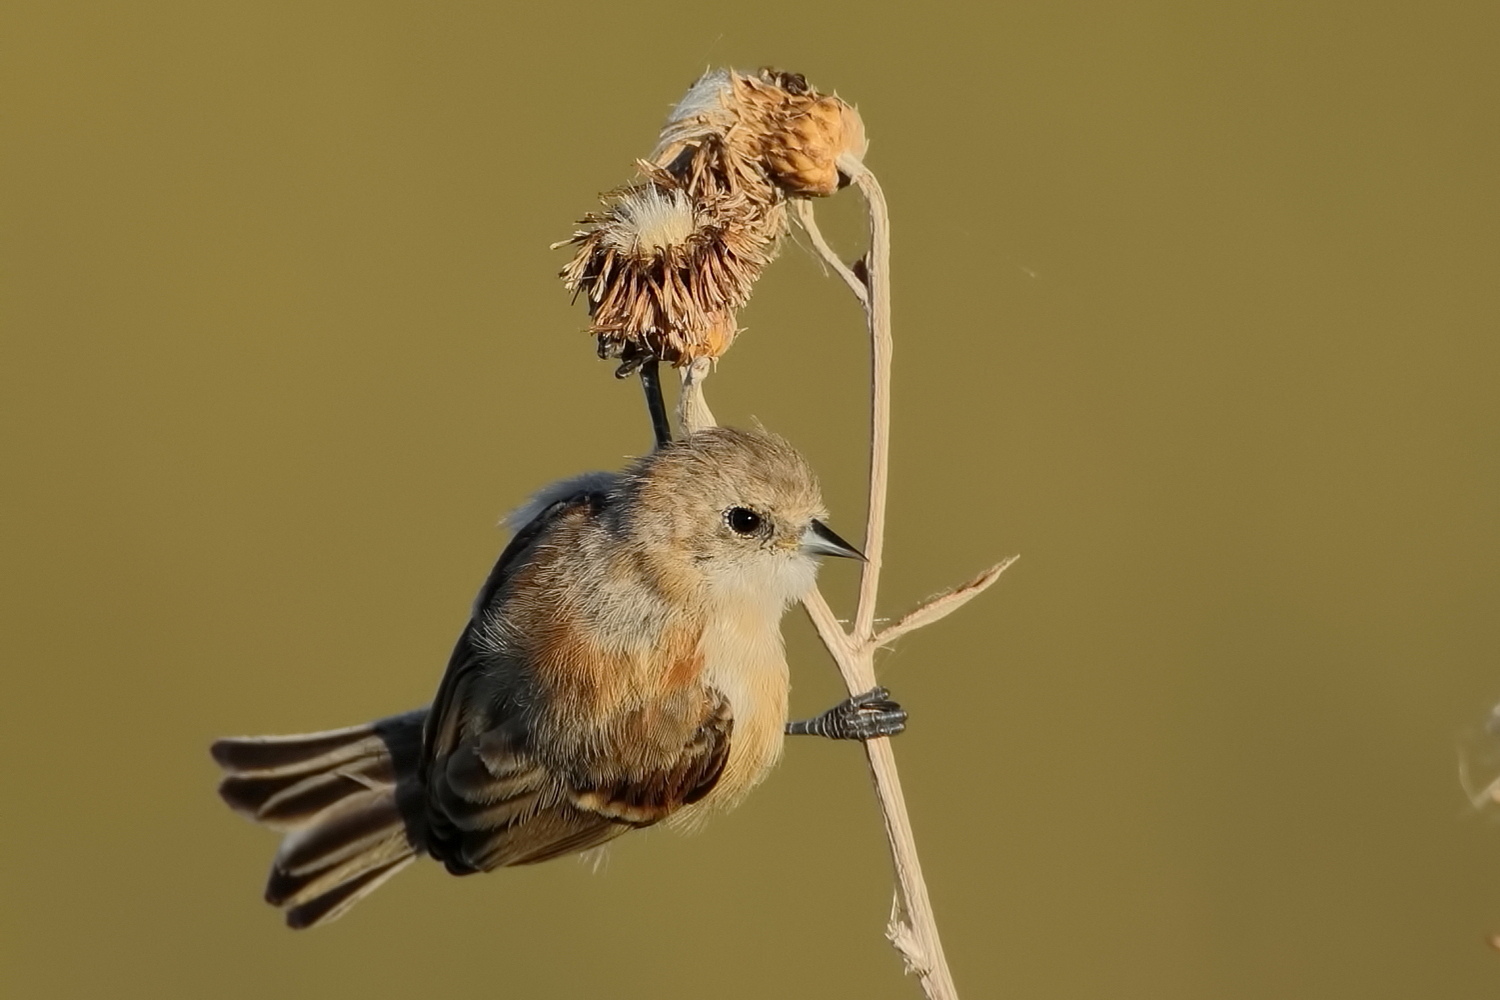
[559,67,860,365]
[730,70,867,197]
[758,91,867,197]
[652,69,867,199]
[556,176,780,366]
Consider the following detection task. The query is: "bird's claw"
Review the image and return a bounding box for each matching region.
[786,687,907,740]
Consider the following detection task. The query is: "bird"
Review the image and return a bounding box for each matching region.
[211,426,907,928]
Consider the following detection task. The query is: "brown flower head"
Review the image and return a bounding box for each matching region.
[559,68,863,367]
[557,173,778,366]
[734,70,867,197]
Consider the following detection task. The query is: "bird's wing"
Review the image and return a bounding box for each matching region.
[428,691,732,872]
[421,489,605,767]
[418,487,733,873]
[563,690,733,823]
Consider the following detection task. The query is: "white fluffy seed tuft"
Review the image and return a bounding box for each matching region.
[602,188,698,255]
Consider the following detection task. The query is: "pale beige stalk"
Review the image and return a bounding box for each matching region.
[687,157,1017,1000]
[677,357,717,434]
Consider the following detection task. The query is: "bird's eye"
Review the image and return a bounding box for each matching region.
[724,506,763,535]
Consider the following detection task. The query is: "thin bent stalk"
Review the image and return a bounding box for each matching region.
[849,165,892,642]
[796,160,958,1000]
[684,159,1015,1000]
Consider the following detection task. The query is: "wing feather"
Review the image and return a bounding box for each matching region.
[416,485,735,874]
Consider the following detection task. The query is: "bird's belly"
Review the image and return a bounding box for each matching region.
[691,605,791,812]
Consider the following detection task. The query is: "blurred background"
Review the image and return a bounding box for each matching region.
[4,2,1498,997]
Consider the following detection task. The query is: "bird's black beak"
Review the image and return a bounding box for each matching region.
[800,519,866,561]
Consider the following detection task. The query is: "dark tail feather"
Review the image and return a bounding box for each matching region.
[285,856,414,929]
[212,709,428,929]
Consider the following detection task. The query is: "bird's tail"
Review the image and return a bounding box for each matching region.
[211,709,428,929]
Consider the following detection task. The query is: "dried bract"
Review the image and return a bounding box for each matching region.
[732,70,868,197]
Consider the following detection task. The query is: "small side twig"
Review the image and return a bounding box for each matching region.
[873,556,1019,649]
[791,199,869,309]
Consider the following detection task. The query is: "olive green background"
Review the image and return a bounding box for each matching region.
[4,2,1499,997]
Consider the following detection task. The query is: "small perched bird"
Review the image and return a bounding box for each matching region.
[212,427,906,928]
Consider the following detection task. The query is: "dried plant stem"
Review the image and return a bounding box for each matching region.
[677,356,717,434]
[790,199,869,309]
[801,587,958,997]
[796,159,959,1000]
[689,157,1017,1000]
[847,164,893,641]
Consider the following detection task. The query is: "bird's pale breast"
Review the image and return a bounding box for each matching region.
[688,591,791,813]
